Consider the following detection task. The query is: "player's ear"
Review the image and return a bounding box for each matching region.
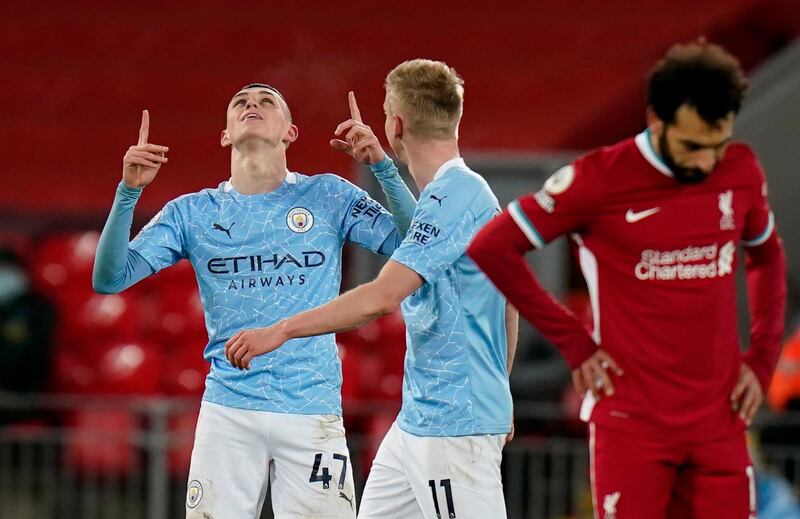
[220,129,231,148]
[393,115,403,139]
[283,124,299,148]
[646,107,663,138]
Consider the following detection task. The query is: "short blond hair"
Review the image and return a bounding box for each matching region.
[385,59,464,139]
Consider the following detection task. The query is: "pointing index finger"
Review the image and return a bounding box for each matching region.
[348,91,362,123]
[138,109,149,146]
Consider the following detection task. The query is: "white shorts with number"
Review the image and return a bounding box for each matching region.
[185,401,356,519]
[358,422,507,519]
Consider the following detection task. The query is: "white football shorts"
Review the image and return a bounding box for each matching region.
[357,421,507,519]
[185,401,356,519]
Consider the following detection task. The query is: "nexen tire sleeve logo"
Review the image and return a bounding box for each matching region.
[407,220,441,246]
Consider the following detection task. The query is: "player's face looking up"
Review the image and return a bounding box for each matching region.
[651,104,734,183]
[221,86,297,149]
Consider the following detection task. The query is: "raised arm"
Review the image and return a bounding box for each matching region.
[368,156,416,236]
[92,110,169,293]
[331,91,416,235]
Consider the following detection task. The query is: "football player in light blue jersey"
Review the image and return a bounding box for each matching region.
[226,61,518,519]
[92,84,416,519]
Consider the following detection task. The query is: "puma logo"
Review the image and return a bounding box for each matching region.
[213,222,234,239]
[429,194,447,206]
[338,492,354,510]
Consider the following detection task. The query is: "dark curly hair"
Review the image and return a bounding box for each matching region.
[647,41,748,126]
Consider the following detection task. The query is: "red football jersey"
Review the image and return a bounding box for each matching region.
[509,130,776,441]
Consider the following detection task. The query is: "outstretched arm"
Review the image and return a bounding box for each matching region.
[93,110,168,293]
[225,261,423,369]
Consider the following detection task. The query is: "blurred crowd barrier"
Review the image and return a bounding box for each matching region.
[0,394,798,519]
[2,221,799,518]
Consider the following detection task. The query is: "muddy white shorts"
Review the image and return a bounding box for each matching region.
[185,401,356,519]
[357,421,506,519]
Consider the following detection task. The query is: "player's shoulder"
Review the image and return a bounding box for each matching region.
[424,163,497,215]
[435,162,492,197]
[159,186,217,212]
[565,136,647,196]
[297,172,350,187]
[720,142,765,185]
[294,172,363,195]
[576,136,638,174]
[725,141,758,161]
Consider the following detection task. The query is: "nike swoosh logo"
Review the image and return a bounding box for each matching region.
[625,207,660,223]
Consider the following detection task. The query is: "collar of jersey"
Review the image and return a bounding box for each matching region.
[222,170,297,200]
[635,129,674,178]
[432,157,466,181]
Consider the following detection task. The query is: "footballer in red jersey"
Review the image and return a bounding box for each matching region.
[468,41,787,519]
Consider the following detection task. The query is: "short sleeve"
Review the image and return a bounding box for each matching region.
[130,200,187,272]
[390,181,481,283]
[508,161,605,248]
[741,157,775,248]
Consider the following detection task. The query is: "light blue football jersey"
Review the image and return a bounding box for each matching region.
[390,158,513,437]
[131,172,403,415]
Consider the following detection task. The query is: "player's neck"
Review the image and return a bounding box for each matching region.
[229,143,288,194]
[405,139,460,191]
[648,129,664,158]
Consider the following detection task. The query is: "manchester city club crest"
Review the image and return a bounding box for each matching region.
[287,207,314,233]
[186,480,203,508]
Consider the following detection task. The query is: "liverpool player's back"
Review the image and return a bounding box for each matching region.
[575,132,768,441]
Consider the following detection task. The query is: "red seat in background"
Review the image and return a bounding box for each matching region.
[337,340,361,405]
[51,346,97,394]
[168,409,200,478]
[141,284,205,349]
[339,309,406,403]
[62,339,163,475]
[65,409,137,476]
[29,232,100,301]
[161,339,209,397]
[95,339,163,395]
[57,290,142,350]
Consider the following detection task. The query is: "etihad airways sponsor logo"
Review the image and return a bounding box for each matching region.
[635,241,735,281]
[207,250,326,275]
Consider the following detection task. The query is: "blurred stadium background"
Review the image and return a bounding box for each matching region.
[2,1,800,517]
